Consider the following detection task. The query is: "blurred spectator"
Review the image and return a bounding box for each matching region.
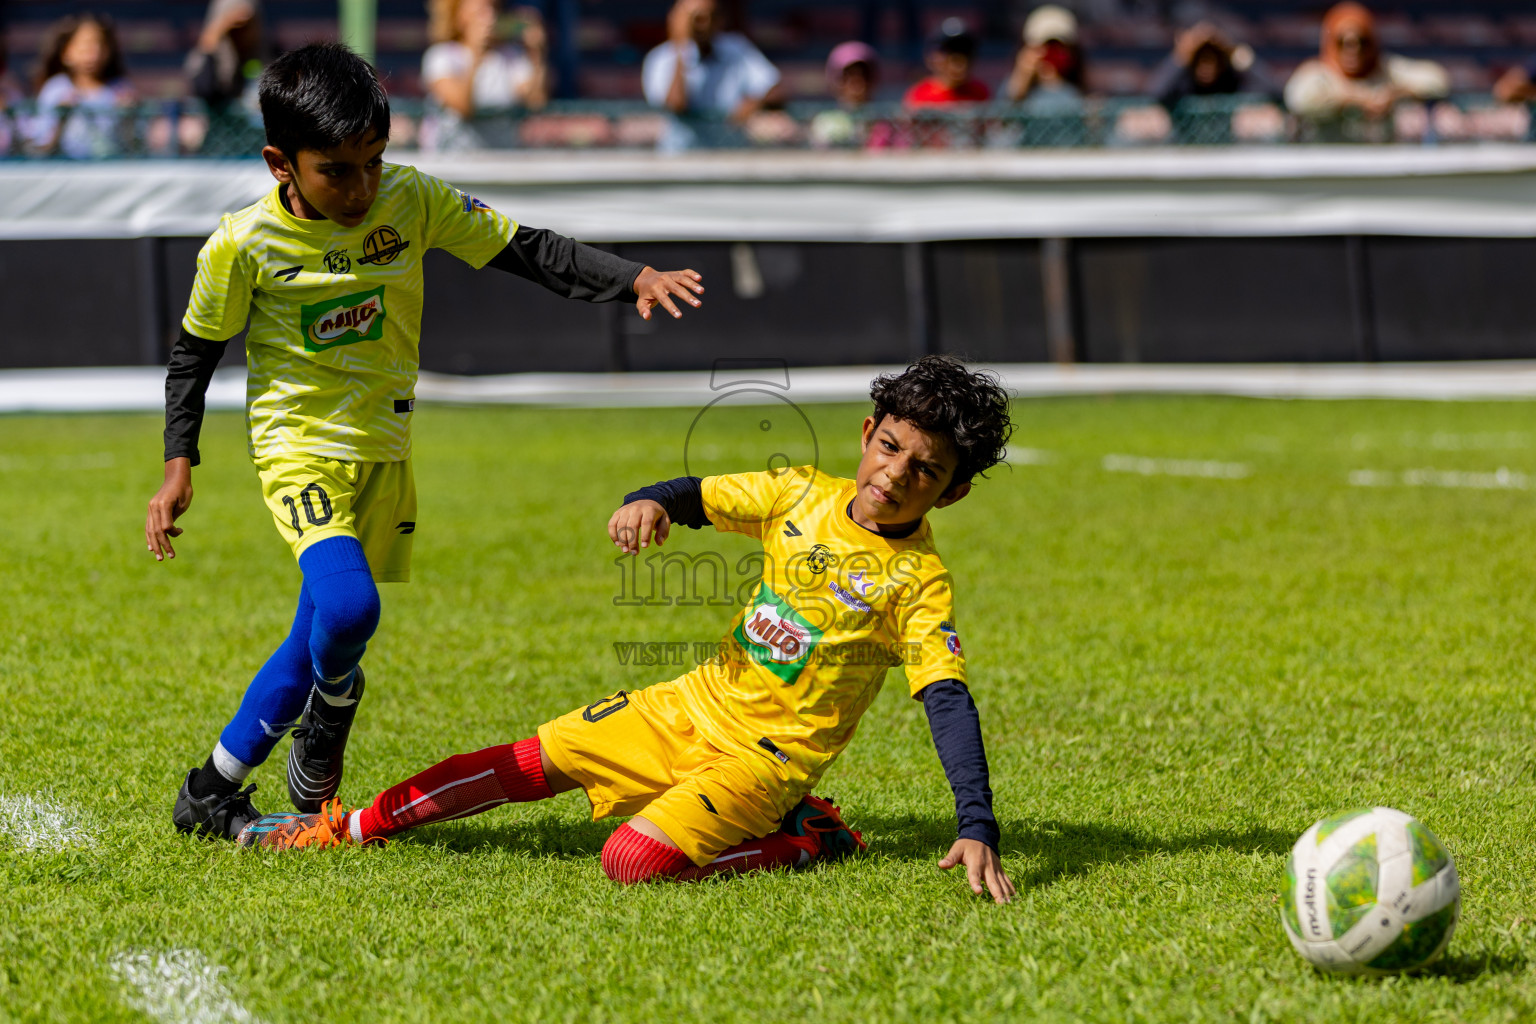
[810,41,885,148]
[421,0,550,151]
[1493,60,1536,105]
[642,0,783,151]
[906,18,990,106]
[0,32,24,156]
[643,0,782,119]
[1003,6,1084,111]
[1284,3,1447,123]
[27,15,136,159]
[1148,21,1278,109]
[185,0,264,113]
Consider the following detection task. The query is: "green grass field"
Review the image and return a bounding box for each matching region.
[6,396,1536,1023]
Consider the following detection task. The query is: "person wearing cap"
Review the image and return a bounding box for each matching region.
[810,41,880,147]
[1147,21,1278,111]
[1003,5,1085,109]
[904,17,990,107]
[1283,2,1446,126]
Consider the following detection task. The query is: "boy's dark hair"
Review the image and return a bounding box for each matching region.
[258,42,389,157]
[869,355,1013,488]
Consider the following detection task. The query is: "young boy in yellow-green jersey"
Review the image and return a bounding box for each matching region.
[147,42,705,840]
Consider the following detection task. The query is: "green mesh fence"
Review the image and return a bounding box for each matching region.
[0,94,1529,159]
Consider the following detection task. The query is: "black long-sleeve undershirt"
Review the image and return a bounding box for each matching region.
[921,679,1001,851]
[163,331,230,465]
[162,230,645,463]
[486,225,646,303]
[625,475,1001,851]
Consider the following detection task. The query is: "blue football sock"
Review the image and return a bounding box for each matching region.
[299,536,381,700]
[212,536,381,769]
[216,583,316,770]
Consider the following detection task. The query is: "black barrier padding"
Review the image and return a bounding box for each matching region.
[607,243,910,373]
[419,248,611,374]
[931,240,1050,364]
[1369,238,1536,361]
[0,240,147,367]
[1076,238,1360,363]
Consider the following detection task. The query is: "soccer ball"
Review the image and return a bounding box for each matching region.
[1280,807,1459,975]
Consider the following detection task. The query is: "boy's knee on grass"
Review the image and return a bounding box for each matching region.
[601,822,692,884]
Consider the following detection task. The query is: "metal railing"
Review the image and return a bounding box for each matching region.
[0,94,1530,159]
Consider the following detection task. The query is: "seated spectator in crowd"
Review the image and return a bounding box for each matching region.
[643,0,783,151]
[185,0,264,114]
[27,14,135,159]
[1284,3,1447,126]
[1002,6,1085,112]
[1493,60,1536,105]
[810,41,879,147]
[1148,21,1278,110]
[421,0,549,151]
[906,18,989,107]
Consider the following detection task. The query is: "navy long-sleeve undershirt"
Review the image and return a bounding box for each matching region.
[625,475,1001,850]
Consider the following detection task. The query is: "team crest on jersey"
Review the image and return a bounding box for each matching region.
[358,225,410,266]
[300,285,387,351]
[805,543,838,574]
[324,249,351,274]
[734,583,824,685]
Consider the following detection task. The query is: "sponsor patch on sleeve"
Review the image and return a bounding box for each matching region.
[939,620,962,656]
[455,188,493,214]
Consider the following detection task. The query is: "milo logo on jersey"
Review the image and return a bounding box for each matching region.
[300,285,387,351]
[734,583,824,685]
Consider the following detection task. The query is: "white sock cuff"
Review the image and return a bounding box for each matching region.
[211,743,253,784]
[348,811,364,844]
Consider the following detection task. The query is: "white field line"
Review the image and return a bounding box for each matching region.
[1102,454,1252,479]
[109,949,267,1024]
[0,794,95,851]
[1349,467,1531,490]
[1003,446,1054,464]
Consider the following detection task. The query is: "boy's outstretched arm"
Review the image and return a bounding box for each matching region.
[923,679,1015,904]
[608,476,709,554]
[146,328,229,561]
[486,226,703,321]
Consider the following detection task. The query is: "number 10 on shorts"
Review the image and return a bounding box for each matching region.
[281,482,334,535]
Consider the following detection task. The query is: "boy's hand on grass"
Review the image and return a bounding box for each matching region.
[939,838,1015,904]
[609,499,671,554]
[633,267,703,321]
[146,457,194,562]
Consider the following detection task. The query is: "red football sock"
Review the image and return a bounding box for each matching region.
[600,823,813,884]
[601,824,692,883]
[676,830,811,880]
[354,737,552,841]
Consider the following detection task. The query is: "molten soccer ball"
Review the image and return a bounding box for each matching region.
[1280,807,1459,975]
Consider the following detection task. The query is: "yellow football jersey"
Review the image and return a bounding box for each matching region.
[677,467,968,788]
[182,163,517,462]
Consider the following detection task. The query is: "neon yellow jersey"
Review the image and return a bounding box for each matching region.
[679,467,967,787]
[182,163,517,462]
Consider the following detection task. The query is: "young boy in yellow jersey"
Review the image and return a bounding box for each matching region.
[149,42,706,840]
[238,357,1017,903]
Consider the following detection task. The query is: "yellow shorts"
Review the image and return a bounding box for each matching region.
[254,455,416,582]
[538,679,804,866]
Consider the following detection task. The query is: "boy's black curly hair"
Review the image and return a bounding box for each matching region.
[869,355,1013,488]
[259,42,390,158]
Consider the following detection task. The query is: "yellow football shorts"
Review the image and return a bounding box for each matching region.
[538,677,804,866]
[254,455,416,582]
